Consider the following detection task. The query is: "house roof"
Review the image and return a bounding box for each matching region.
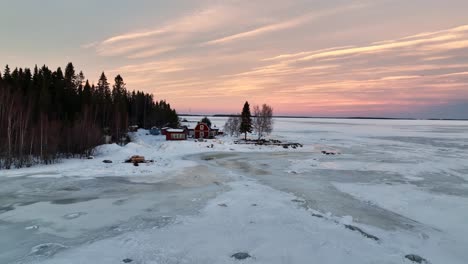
[166,129,185,133]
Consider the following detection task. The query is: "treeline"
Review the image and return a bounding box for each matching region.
[0,63,178,169]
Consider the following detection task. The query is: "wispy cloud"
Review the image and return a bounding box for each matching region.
[88,5,244,59]
[102,29,168,45]
[87,1,372,60]
[297,34,458,61]
[203,2,370,46]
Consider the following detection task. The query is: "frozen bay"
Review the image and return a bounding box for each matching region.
[1,118,468,263]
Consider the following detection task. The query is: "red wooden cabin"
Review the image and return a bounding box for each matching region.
[165,129,187,140]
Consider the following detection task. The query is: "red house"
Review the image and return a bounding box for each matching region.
[166,129,187,140]
[194,122,210,139]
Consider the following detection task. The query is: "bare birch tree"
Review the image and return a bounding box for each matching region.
[253,104,274,140]
[223,115,241,137]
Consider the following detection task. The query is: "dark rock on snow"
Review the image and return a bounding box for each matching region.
[122,258,133,263]
[231,252,251,260]
[60,186,80,191]
[218,203,228,207]
[102,160,112,163]
[291,199,305,203]
[405,254,429,263]
[321,150,340,155]
[344,224,379,241]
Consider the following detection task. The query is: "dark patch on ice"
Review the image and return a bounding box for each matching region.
[311,213,324,218]
[291,199,305,203]
[231,252,251,260]
[59,186,81,191]
[405,254,429,263]
[18,201,38,206]
[0,205,15,213]
[30,243,67,257]
[251,203,257,206]
[321,150,340,155]
[113,199,128,205]
[122,258,133,263]
[218,203,228,207]
[63,212,87,219]
[344,224,379,241]
[51,197,98,204]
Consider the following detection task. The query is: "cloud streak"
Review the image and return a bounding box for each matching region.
[203,2,370,45]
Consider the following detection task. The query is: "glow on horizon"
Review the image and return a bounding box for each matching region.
[1,0,468,118]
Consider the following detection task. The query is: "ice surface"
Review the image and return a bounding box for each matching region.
[1,117,467,263]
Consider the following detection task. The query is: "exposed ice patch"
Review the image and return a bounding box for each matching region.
[30,243,68,257]
[404,176,424,181]
[63,212,87,220]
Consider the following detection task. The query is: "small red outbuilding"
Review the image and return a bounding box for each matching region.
[165,129,187,141]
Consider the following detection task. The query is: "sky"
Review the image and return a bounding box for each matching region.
[1,0,468,118]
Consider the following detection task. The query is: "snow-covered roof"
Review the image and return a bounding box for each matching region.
[166,129,185,133]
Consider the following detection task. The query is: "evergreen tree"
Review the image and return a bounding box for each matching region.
[112,75,128,143]
[76,71,85,89]
[64,62,76,90]
[239,101,252,140]
[3,65,11,81]
[82,80,92,105]
[97,72,111,128]
[201,116,212,127]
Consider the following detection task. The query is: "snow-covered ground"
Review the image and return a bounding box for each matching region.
[1,117,468,263]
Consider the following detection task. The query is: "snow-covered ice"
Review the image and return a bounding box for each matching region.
[1,117,467,263]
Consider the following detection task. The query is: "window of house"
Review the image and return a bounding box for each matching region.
[200,125,204,130]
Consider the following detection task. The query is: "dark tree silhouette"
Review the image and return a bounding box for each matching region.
[239,101,252,140]
[0,62,179,169]
[201,116,212,127]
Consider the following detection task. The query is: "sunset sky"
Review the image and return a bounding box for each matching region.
[1,0,468,118]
